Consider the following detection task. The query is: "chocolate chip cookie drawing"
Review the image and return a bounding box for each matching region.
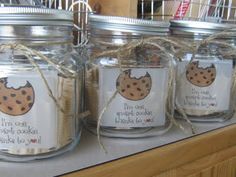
[116,69,152,101]
[186,61,216,87]
[0,78,35,116]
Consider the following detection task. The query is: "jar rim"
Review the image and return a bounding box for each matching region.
[170,20,236,36]
[89,14,170,35]
[0,6,73,26]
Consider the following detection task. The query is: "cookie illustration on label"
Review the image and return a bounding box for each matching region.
[116,69,152,101]
[0,78,35,116]
[186,61,216,87]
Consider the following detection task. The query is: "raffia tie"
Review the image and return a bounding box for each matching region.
[89,37,194,152]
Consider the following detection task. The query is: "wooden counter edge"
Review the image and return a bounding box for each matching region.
[63,124,236,177]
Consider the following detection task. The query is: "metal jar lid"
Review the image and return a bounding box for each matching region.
[0,6,73,26]
[170,20,236,37]
[89,14,170,35]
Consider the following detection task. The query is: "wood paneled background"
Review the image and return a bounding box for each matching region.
[89,0,138,17]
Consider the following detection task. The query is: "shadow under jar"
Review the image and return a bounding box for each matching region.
[0,7,83,161]
[85,14,174,138]
[171,20,235,122]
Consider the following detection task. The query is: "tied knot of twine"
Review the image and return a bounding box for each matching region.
[117,40,144,61]
[91,39,145,62]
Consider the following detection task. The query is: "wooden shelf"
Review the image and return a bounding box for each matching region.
[63,124,236,177]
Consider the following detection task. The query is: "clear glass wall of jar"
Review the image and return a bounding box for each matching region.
[0,7,83,161]
[171,20,235,122]
[85,14,174,138]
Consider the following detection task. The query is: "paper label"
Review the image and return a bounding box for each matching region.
[0,71,57,149]
[98,67,169,128]
[176,60,233,111]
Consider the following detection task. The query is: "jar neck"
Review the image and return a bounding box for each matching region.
[0,25,73,45]
[90,30,141,45]
[89,28,168,45]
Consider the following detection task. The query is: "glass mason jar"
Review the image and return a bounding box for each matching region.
[85,14,174,138]
[171,20,235,122]
[0,7,83,161]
